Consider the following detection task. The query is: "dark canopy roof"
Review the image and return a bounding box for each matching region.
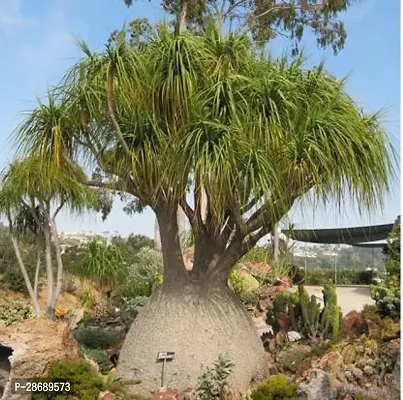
[282,223,394,246]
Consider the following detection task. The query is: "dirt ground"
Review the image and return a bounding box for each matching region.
[289,285,375,315]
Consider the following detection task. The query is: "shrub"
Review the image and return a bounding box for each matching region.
[80,347,112,373]
[32,359,106,400]
[196,354,234,400]
[2,266,29,292]
[0,302,35,325]
[371,276,400,321]
[114,248,163,300]
[73,327,120,349]
[229,268,260,306]
[371,220,400,321]
[250,374,300,400]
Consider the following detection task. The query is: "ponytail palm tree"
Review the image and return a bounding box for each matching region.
[15,26,394,395]
[0,156,99,318]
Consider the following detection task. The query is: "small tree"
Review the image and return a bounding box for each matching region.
[0,156,98,318]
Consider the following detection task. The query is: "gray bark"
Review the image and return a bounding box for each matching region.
[50,218,63,306]
[154,218,162,251]
[34,251,41,299]
[10,236,41,315]
[117,282,267,396]
[43,229,55,318]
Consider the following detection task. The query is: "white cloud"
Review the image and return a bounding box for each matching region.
[17,2,84,94]
[0,0,33,33]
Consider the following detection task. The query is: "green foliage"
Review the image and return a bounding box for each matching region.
[79,289,98,310]
[114,247,163,300]
[32,359,106,400]
[117,297,148,331]
[229,268,260,305]
[73,328,120,349]
[267,285,342,341]
[2,266,29,292]
[0,302,35,325]
[371,220,400,320]
[196,354,234,400]
[17,26,393,261]
[354,394,376,400]
[384,218,400,279]
[80,347,112,373]
[250,374,300,400]
[80,239,124,291]
[371,276,400,321]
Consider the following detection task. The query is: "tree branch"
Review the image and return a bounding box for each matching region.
[107,67,131,156]
[52,198,66,219]
[179,195,195,230]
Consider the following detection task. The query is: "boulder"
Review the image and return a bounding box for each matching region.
[277,344,312,373]
[298,369,336,400]
[316,351,345,383]
[99,391,115,400]
[340,311,367,339]
[0,318,79,399]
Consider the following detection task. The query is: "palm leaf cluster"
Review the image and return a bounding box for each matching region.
[14,25,393,258]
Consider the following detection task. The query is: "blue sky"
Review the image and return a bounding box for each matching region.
[0,0,400,238]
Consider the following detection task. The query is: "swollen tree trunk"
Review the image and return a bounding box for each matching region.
[117,211,267,396]
[10,236,41,315]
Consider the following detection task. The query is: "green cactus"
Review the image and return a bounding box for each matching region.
[267,284,342,342]
[289,303,297,332]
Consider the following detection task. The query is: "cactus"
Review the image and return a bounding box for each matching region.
[266,284,342,342]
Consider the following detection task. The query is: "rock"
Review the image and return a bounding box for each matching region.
[298,369,336,400]
[287,331,302,342]
[152,388,179,400]
[64,280,77,294]
[0,319,79,399]
[277,344,312,373]
[340,311,367,339]
[68,308,85,330]
[99,390,115,400]
[317,351,345,383]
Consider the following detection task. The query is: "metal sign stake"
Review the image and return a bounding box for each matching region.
[156,352,175,389]
[161,358,166,387]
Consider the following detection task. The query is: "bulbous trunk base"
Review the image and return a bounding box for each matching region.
[117,283,268,396]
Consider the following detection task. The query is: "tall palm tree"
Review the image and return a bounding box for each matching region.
[15,27,394,395]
